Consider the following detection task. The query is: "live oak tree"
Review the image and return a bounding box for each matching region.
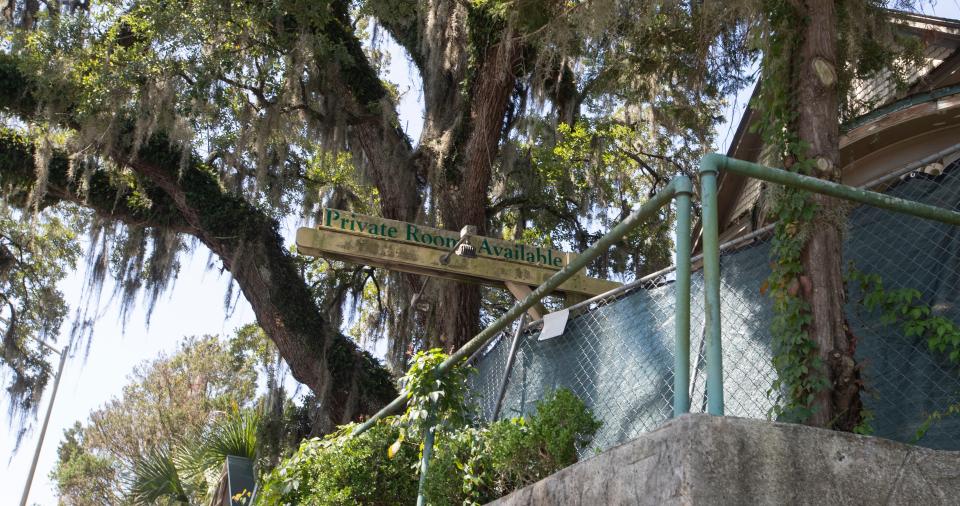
[1,0,751,429]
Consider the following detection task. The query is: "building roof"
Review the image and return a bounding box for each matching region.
[712,10,960,244]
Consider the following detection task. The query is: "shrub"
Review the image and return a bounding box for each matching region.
[424,388,602,505]
[257,381,601,505]
[255,421,419,505]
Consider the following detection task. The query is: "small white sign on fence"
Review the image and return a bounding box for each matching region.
[539,309,570,341]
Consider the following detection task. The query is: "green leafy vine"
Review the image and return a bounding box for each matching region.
[389,348,473,459]
[765,185,829,423]
[849,269,960,361]
[848,267,960,439]
[752,2,829,423]
[752,0,928,427]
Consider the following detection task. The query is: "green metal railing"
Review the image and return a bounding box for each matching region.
[673,177,693,416]
[699,159,724,416]
[700,154,960,226]
[696,153,960,418]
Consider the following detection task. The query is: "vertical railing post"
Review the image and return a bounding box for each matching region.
[699,156,725,416]
[672,176,693,417]
[416,414,436,506]
[492,314,527,421]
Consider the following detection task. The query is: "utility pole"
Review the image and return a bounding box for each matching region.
[19,339,68,506]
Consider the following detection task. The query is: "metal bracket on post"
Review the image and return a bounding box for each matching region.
[492,313,528,420]
[503,282,545,321]
[672,176,693,417]
[699,157,725,416]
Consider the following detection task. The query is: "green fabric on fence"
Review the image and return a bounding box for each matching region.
[470,165,960,452]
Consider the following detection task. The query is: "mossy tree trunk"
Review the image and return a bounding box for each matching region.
[795,0,862,430]
[374,0,526,355]
[429,29,524,352]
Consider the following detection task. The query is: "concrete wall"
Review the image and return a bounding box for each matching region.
[488,414,960,506]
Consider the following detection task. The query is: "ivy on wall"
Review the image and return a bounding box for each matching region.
[751,1,829,424]
[749,1,920,426]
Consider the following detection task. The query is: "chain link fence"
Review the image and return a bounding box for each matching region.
[469,160,960,454]
[470,271,689,452]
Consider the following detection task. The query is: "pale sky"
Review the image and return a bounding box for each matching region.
[4,2,958,504]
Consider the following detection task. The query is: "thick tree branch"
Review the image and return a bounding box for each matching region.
[0,129,195,234]
[320,0,421,221]
[119,135,395,427]
[0,60,397,428]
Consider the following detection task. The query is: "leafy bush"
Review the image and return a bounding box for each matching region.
[255,421,419,505]
[425,388,601,505]
[256,354,602,506]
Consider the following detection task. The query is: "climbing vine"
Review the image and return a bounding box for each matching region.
[751,1,920,425]
[849,269,960,362]
[752,1,829,423]
[389,349,473,457]
[849,267,960,438]
[765,183,829,423]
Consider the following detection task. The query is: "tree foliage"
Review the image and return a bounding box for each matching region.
[0,200,81,438]
[50,334,263,504]
[0,0,939,447]
[0,0,756,430]
[51,422,123,505]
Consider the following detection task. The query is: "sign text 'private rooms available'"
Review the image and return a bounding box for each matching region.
[321,208,566,269]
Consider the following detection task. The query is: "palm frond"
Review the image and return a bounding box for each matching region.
[196,410,260,473]
[128,447,190,505]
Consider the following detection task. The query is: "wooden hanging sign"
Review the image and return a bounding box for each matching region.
[295,208,621,297]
